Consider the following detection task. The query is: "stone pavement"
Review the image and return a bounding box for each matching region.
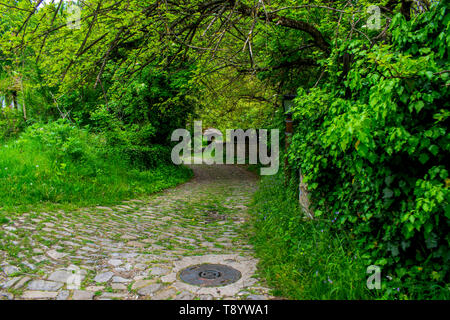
[0,164,273,300]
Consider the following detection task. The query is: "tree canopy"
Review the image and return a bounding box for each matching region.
[0,0,448,299]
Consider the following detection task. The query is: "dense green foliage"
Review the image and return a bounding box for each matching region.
[0,108,26,140]
[288,5,449,298]
[1,1,198,223]
[0,0,448,300]
[86,65,195,169]
[0,120,192,222]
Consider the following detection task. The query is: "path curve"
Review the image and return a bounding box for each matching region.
[0,164,272,300]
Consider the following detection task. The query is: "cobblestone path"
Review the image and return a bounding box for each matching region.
[0,165,273,300]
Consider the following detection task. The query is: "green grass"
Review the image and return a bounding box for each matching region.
[0,123,193,222]
[249,174,379,300]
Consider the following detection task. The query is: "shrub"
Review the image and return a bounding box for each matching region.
[287,5,449,298]
[0,107,26,140]
[17,119,95,161]
[0,120,192,214]
[90,106,171,169]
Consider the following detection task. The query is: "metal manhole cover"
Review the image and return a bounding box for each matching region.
[179,264,242,287]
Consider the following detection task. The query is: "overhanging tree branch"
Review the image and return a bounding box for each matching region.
[231,0,330,53]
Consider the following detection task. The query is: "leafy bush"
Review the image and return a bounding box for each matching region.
[18,119,95,161]
[0,120,192,215]
[0,107,26,140]
[288,5,449,298]
[109,64,195,142]
[90,105,172,169]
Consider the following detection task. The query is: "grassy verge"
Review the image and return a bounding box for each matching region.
[0,123,193,223]
[249,173,379,299]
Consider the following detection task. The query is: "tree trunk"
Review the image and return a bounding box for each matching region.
[21,79,27,120]
[401,0,412,21]
[11,91,17,110]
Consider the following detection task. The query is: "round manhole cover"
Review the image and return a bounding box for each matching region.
[179,264,242,287]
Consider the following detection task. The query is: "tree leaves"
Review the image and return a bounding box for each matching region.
[287,2,449,295]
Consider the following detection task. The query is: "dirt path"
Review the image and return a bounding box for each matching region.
[0,164,272,300]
